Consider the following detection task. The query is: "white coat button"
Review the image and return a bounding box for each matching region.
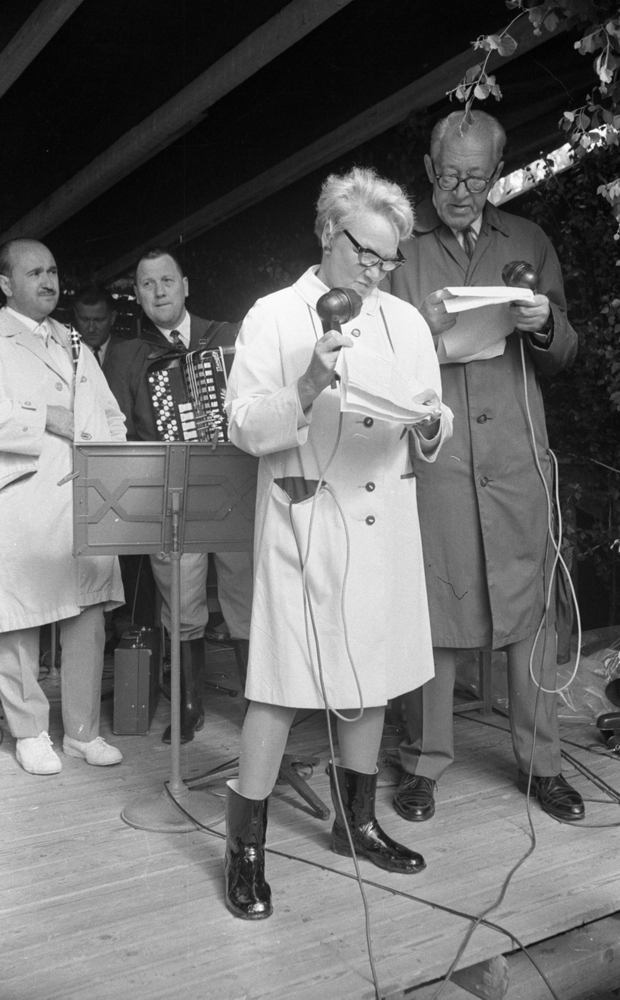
[365,515,375,525]
[363,417,373,428]
[351,328,361,338]
[55,382,63,391]
[480,477,489,487]
[81,432,92,440]
[477,414,488,424]
[365,482,375,492]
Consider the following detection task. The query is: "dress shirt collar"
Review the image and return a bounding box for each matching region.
[155,309,191,348]
[5,306,55,342]
[87,335,111,363]
[413,196,511,238]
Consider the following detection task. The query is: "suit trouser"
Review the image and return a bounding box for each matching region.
[0,603,106,741]
[149,551,253,642]
[398,627,563,781]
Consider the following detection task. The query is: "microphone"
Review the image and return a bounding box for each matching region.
[316,287,363,334]
[502,260,539,293]
[315,287,362,388]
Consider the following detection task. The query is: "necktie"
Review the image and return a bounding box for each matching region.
[169,329,184,351]
[94,347,102,366]
[462,226,477,259]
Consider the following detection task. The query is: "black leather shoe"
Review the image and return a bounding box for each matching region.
[393,773,436,822]
[517,771,585,821]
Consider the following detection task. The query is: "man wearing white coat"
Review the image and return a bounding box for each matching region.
[0,238,125,775]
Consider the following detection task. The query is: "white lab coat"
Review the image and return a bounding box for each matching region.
[0,309,125,631]
[226,267,452,709]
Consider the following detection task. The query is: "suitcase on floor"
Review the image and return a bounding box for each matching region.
[113,628,160,735]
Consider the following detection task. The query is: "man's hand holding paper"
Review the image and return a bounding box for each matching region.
[419,288,457,337]
[425,285,538,364]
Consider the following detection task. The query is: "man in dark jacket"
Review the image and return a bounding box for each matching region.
[106,248,253,743]
[73,285,124,375]
[388,111,583,824]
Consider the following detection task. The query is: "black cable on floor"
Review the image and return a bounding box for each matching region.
[163,780,561,1000]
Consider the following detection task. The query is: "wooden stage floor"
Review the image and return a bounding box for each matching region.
[2,645,620,1000]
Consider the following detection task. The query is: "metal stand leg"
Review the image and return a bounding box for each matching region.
[186,752,330,821]
[121,493,225,832]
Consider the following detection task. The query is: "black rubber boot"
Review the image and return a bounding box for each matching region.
[329,761,426,874]
[162,638,205,744]
[225,780,272,920]
[232,639,249,691]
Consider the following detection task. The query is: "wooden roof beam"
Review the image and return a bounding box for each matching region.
[0,0,86,102]
[0,0,355,243]
[94,15,573,283]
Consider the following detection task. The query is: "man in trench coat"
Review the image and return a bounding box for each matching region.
[0,239,126,775]
[388,110,583,823]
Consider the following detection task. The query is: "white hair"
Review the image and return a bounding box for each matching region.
[314,166,414,247]
[430,110,507,163]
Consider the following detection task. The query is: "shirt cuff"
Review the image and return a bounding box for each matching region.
[528,313,554,350]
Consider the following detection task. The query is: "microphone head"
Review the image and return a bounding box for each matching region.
[502,260,539,292]
[316,287,363,326]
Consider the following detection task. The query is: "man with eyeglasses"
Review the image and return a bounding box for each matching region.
[388,110,582,824]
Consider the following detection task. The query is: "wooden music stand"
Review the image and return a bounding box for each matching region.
[72,440,330,830]
[72,440,257,832]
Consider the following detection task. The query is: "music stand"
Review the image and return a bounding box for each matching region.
[72,440,330,830]
[72,440,257,832]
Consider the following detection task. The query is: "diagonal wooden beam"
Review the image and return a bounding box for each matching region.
[94,14,575,283]
[0,0,356,244]
[0,0,86,102]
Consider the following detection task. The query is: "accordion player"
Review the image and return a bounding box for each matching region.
[147,346,233,443]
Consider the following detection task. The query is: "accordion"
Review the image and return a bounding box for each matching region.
[147,347,230,443]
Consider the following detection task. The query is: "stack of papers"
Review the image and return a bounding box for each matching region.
[336,344,439,425]
[442,286,535,313]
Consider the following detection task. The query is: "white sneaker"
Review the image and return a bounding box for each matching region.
[63,735,123,766]
[16,732,62,774]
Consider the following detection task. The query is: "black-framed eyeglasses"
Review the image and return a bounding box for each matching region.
[430,160,498,194]
[342,229,406,271]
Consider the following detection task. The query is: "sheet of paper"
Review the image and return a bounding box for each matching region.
[437,302,515,364]
[336,343,438,425]
[442,286,535,313]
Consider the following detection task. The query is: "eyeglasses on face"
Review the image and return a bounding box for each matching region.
[430,161,498,194]
[342,229,406,271]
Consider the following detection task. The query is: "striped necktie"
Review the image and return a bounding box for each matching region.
[169,329,184,351]
[462,226,477,259]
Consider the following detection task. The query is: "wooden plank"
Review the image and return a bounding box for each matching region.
[452,956,509,998]
[503,914,620,999]
[0,0,355,244]
[2,682,620,1000]
[0,0,85,102]
[93,14,574,284]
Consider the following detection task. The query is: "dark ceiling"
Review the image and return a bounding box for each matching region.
[0,0,601,296]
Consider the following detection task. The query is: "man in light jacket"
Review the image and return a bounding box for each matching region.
[0,238,126,775]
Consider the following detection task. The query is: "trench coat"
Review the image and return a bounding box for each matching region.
[389,200,578,649]
[0,310,126,632]
[226,267,453,709]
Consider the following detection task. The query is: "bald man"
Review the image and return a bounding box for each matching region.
[0,238,125,774]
